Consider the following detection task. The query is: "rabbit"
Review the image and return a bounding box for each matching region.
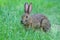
[21,2,51,32]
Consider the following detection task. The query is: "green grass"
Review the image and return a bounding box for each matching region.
[0,0,60,40]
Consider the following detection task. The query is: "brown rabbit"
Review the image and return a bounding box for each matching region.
[21,2,51,32]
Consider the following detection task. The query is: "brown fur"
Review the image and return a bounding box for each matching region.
[21,2,51,32]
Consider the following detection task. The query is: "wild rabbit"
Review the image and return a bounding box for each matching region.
[21,2,51,32]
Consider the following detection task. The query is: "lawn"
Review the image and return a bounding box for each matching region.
[0,0,60,40]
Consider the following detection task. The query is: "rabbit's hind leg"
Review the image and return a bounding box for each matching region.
[41,19,50,32]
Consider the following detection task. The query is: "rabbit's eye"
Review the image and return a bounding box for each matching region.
[26,16,28,18]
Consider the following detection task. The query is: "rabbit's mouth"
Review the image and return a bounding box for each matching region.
[21,22,28,26]
[23,23,29,26]
[21,20,27,25]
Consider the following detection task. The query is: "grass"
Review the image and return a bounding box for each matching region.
[0,0,60,40]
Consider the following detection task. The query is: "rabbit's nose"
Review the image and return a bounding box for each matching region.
[21,20,23,24]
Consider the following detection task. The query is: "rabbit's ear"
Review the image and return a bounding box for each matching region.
[24,2,29,13]
[28,3,32,13]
